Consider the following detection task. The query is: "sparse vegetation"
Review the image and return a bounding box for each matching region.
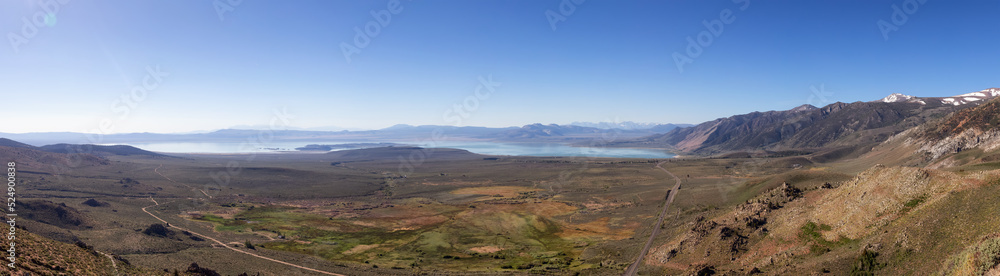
[900,194,927,213]
[850,250,882,276]
[939,234,1000,275]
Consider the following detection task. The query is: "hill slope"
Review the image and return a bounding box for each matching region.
[1,229,156,275]
[648,165,1000,275]
[0,138,36,149]
[38,144,169,158]
[0,144,108,172]
[869,95,1000,167]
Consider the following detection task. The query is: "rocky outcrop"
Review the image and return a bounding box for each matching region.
[919,129,1000,159]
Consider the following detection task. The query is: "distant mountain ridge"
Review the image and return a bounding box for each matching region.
[568,121,693,131]
[0,122,686,146]
[616,88,998,155]
[878,88,1000,105]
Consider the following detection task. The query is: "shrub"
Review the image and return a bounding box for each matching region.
[849,250,882,276]
[142,224,173,237]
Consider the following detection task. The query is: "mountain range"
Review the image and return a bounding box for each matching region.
[611,88,1000,155]
[4,88,999,160]
[0,123,688,147]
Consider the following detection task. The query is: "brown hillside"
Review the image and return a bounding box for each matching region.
[0,146,107,173]
[647,164,1000,275]
[929,96,1000,139]
[0,228,158,275]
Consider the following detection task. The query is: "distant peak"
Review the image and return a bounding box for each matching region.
[383,124,415,130]
[881,93,915,103]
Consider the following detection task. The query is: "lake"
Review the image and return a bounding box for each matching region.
[109,140,675,158]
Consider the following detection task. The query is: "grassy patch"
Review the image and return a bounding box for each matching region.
[193,214,249,232]
[799,221,853,255]
[194,203,585,272]
[899,194,927,214]
[969,161,1000,171]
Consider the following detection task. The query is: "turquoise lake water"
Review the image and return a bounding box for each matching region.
[109,140,675,158]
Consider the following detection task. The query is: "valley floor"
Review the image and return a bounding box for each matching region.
[5,145,1000,275]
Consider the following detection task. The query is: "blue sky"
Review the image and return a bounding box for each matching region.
[3,0,999,133]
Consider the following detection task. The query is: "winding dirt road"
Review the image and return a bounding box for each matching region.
[145,165,343,275]
[141,198,344,276]
[624,161,682,276]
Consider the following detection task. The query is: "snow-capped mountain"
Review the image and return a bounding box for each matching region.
[880,93,917,103]
[940,88,1000,105]
[876,88,1000,106]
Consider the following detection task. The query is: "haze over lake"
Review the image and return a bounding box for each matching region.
[107,141,676,158]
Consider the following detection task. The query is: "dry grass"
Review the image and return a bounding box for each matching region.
[451,185,540,198]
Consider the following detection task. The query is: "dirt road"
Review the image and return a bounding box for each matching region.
[144,168,343,275]
[623,161,682,276]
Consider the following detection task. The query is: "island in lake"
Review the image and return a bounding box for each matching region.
[294,142,405,151]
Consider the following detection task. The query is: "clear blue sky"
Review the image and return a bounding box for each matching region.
[3,0,999,133]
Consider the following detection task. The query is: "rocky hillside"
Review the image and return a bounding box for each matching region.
[0,229,158,275]
[648,165,1000,275]
[870,94,1000,168]
[917,95,1000,160]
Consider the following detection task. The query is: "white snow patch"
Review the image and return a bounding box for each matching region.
[881,93,915,103]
